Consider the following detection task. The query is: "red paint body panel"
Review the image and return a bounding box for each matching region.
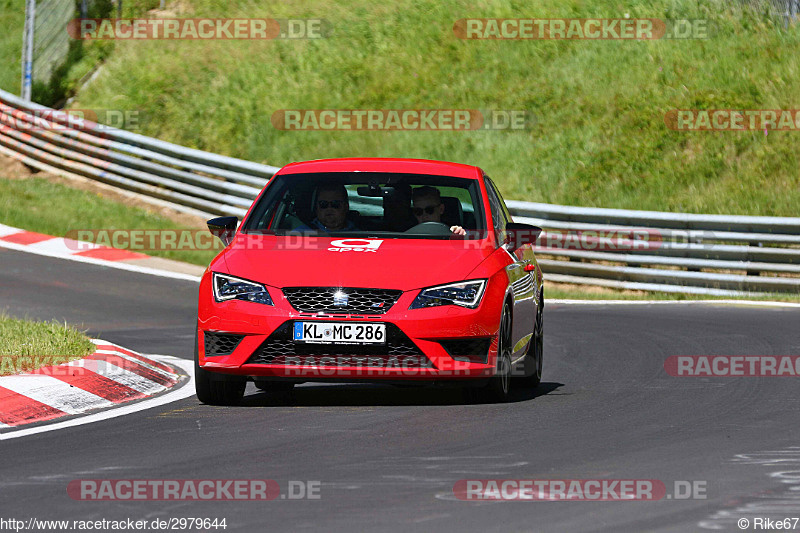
[278,158,482,178]
[220,235,497,290]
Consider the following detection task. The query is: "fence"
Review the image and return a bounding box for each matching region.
[1,87,799,296]
[20,0,123,101]
[736,0,800,24]
[21,0,76,100]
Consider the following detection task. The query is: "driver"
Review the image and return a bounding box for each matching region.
[411,186,466,236]
[295,184,358,232]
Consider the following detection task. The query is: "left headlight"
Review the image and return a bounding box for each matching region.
[410,279,487,309]
[212,272,274,305]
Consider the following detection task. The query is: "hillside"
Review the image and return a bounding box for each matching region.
[43,0,800,215]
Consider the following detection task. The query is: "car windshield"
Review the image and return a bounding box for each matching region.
[242,172,486,239]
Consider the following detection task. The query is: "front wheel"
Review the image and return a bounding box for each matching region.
[482,302,513,403]
[195,332,246,405]
[515,289,543,388]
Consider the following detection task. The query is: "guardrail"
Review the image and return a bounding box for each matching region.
[0,89,277,217]
[510,201,800,295]
[1,87,798,296]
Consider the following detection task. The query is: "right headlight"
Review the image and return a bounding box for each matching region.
[409,279,487,309]
[212,272,274,305]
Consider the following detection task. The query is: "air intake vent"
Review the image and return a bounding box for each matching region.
[204,332,244,357]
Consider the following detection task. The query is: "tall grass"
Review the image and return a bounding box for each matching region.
[0,314,94,375]
[45,0,800,215]
[0,177,218,265]
[0,0,25,95]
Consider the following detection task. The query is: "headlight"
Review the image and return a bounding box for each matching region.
[212,272,274,305]
[410,280,487,309]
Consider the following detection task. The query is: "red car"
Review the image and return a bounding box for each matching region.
[196,158,544,404]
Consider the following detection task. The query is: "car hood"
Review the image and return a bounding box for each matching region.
[220,234,495,290]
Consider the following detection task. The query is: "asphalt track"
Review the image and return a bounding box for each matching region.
[1,246,799,532]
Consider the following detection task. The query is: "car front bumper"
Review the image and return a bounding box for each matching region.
[197,276,505,382]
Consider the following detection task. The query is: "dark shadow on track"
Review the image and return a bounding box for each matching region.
[235,381,564,407]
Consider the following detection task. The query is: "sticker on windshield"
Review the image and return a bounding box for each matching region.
[328,239,383,253]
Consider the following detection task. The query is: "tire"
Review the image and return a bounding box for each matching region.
[484,302,513,403]
[194,331,246,406]
[515,289,543,389]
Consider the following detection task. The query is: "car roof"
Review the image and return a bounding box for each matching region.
[276,158,483,179]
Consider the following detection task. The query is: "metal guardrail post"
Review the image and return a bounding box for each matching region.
[21,0,36,102]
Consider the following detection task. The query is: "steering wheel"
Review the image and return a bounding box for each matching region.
[404,221,453,236]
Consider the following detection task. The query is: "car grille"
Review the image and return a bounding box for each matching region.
[282,287,402,315]
[246,322,431,368]
[204,332,244,356]
[440,338,492,363]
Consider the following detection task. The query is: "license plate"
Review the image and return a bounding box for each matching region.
[293,322,386,344]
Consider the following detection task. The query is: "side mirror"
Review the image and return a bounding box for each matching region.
[207,216,238,246]
[505,222,542,252]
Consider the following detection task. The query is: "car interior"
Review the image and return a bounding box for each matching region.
[246,173,482,235]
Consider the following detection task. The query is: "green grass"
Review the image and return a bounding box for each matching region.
[0,176,219,266]
[0,0,24,95]
[68,0,800,216]
[0,314,95,375]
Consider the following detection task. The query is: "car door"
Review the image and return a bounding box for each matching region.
[484,176,535,361]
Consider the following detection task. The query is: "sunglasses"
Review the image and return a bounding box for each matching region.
[317,200,345,209]
[412,204,440,216]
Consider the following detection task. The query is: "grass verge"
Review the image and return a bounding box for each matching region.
[0,174,219,266]
[0,314,95,376]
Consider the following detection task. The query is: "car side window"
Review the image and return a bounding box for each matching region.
[489,178,513,224]
[484,176,508,247]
